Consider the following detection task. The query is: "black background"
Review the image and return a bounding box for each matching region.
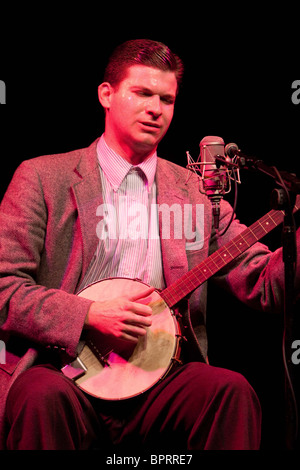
[1,5,299,450]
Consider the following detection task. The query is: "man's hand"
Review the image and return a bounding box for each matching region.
[84,286,154,343]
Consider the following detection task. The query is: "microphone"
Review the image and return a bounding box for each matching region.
[225,142,240,159]
[199,136,229,230]
[225,142,254,168]
[186,136,240,231]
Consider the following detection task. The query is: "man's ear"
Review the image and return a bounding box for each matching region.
[98,82,114,110]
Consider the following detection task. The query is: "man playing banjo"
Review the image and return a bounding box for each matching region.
[1,39,298,450]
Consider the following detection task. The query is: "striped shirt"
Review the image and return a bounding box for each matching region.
[78,135,165,291]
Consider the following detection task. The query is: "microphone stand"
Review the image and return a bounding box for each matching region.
[238,156,299,450]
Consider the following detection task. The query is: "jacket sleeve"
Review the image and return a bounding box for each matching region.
[0,161,92,359]
[210,198,300,313]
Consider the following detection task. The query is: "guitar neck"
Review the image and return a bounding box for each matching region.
[161,198,300,308]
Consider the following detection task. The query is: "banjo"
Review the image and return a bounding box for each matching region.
[62,200,299,400]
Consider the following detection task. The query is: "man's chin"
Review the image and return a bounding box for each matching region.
[133,137,159,154]
[134,131,165,152]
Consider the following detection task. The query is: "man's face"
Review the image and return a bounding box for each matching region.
[99,65,178,163]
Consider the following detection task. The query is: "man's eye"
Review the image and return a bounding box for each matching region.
[162,97,175,105]
[136,91,152,97]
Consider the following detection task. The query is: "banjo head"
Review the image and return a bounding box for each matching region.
[71,278,180,400]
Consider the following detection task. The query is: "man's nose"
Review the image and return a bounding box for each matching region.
[145,95,162,118]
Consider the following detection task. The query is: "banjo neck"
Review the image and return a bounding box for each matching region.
[160,197,300,309]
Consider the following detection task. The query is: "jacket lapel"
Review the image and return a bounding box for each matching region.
[156,158,189,287]
[71,140,103,284]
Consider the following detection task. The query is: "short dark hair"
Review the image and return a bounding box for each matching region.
[103,39,184,93]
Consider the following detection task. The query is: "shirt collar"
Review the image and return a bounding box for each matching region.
[97,134,157,192]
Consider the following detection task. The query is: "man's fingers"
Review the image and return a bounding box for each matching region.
[128,286,155,303]
[127,286,155,317]
[123,325,148,342]
[125,310,152,327]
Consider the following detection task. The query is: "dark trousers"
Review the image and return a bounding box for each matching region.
[4,362,261,450]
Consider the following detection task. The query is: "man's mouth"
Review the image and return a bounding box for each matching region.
[140,121,161,130]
